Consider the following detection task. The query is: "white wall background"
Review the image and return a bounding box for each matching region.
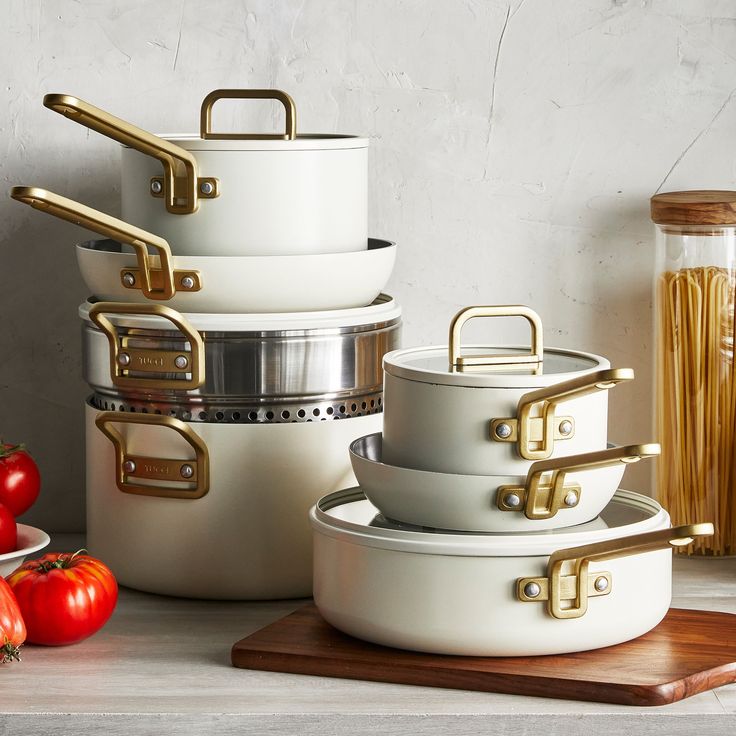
[1,0,735,532]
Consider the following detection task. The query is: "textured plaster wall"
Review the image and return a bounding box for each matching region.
[1,0,735,531]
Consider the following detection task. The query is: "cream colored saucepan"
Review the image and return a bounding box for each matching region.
[11,187,395,314]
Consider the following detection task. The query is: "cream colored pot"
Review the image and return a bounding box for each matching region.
[350,433,661,532]
[382,306,634,476]
[44,91,367,257]
[86,403,382,599]
[310,488,712,656]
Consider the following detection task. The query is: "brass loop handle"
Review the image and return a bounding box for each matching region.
[43,93,200,214]
[491,367,635,460]
[10,186,178,301]
[448,305,543,370]
[95,411,209,499]
[200,89,297,140]
[88,302,205,391]
[498,443,661,520]
[517,523,713,620]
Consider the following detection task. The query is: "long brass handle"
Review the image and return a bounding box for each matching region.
[88,302,205,391]
[200,89,297,140]
[43,93,202,214]
[10,186,179,300]
[95,411,209,499]
[448,305,543,370]
[497,443,661,519]
[517,523,714,619]
[491,367,635,460]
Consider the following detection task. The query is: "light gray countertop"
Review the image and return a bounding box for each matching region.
[1,535,735,735]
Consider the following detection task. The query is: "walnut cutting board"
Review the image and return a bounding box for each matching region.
[231,604,736,706]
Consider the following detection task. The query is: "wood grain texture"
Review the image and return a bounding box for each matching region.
[232,605,736,707]
[650,190,736,225]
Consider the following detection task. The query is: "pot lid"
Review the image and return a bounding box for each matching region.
[310,488,669,558]
[148,133,369,152]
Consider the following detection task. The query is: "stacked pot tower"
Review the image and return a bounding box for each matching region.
[13,89,401,599]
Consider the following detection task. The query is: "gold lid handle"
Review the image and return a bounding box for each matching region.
[88,302,205,391]
[200,89,297,141]
[10,186,181,301]
[95,411,209,499]
[448,305,543,370]
[497,443,661,519]
[517,523,713,619]
[43,93,202,214]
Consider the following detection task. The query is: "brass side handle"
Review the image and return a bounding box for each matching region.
[88,302,205,391]
[497,443,661,519]
[491,367,635,460]
[10,186,186,301]
[43,93,204,214]
[517,523,714,619]
[95,411,209,499]
[448,305,543,370]
[200,89,297,141]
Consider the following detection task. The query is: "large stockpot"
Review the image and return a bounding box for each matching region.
[382,306,634,476]
[81,296,401,421]
[350,433,661,532]
[11,187,395,313]
[86,404,382,599]
[310,488,713,656]
[44,90,368,256]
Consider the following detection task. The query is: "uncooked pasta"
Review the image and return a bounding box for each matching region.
[657,267,736,555]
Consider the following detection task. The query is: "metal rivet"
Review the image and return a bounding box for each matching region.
[564,490,578,507]
[495,423,512,439]
[524,582,541,599]
[122,272,136,287]
[118,352,131,367]
[122,459,136,474]
[180,275,195,290]
[594,576,609,592]
[180,464,194,479]
[174,355,188,370]
[150,180,163,195]
[504,493,522,508]
[199,181,214,195]
[559,420,573,436]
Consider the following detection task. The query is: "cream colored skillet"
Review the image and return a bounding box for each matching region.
[10,186,396,314]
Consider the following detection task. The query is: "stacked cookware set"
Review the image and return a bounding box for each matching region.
[13,88,714,658]
[12,89,401,599]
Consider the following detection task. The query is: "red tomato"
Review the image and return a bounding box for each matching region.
[8,551,117,646]
[0,575,25,663]
[0,503,17,554]
[0,444,41,517]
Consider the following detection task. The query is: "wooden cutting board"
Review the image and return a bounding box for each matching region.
[231,604,736,706]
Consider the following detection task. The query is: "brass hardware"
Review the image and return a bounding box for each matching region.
[95,412,209,499]
[150,176,218,200]
[448,305,544,370]
[517,523,714,619]
[120,267,202,295]
[10,186,190,301]
[88,302,205,391]
[497,443,661,520]
[491,368,636,460]
[200,89,297,141]
[43,93,206,214]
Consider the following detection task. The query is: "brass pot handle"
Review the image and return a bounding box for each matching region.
[517,523,713,619]
[448,305,543,370]
[9,186,187,301]
[200,89,297,141]
[43,93,203,215]
[497,443,661,519]
[88,302,205,391]
[95,411,209,499]
[491,367,635,460]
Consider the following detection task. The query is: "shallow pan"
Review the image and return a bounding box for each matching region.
[350,433,660,532]
[310,487,713,656]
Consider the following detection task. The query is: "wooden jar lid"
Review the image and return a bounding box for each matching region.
[650,191,736,225]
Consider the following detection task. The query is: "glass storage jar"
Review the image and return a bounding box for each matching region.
[651,191,736,555]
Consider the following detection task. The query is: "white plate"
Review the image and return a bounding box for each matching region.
[0,525,51,577]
